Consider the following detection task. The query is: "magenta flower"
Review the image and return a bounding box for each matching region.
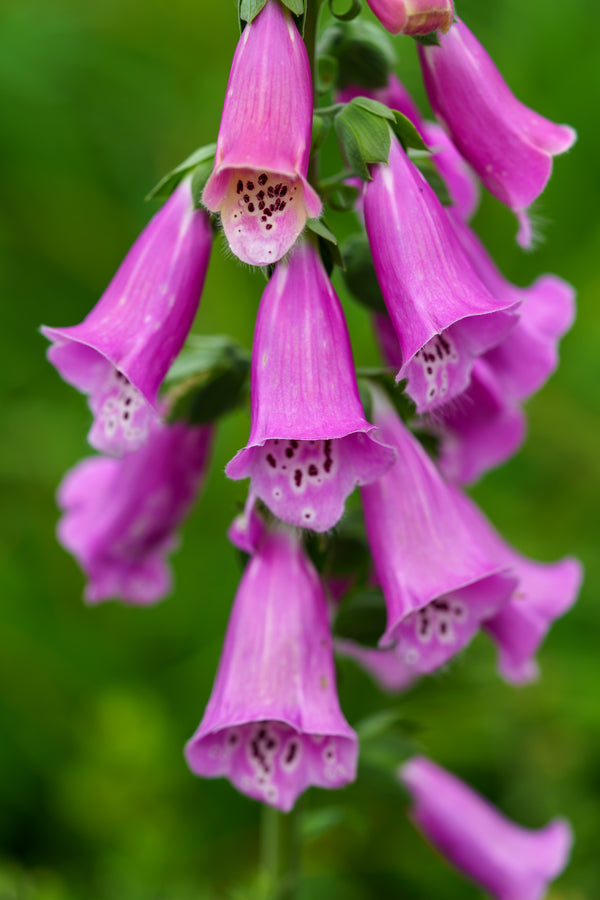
[360,387,516,672]
[335,639,419,694]
[202,1,321,266]
[364,135,517,414]
[226,240,396,532]
[57,418,213,605]
[42,181,212,456]
[185,525,358,811]
[418,21,576,247]
[434,214,575,483]
[400,756,572,900]
[365,0,453,36]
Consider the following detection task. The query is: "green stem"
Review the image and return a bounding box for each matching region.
[260,803,301,899]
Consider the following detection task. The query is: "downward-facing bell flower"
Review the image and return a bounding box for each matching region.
[418,21,576,247]
[400,756,573,900]
[364,136,517,414]
[202,0,321,266]
[57,418,213,604]
[360,386,516,672]
[365,0,453,36]
[42,181,212,456]
[185,525,358,811]
[226,240,396,532]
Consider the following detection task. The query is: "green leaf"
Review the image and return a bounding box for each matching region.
[318,21,396,90]
[326,182,360,212]
[412,155,452,206]
[299,806,346,842]
[350,95,396,122]
[311,112,332,154]
[413,31,441,47]
[333,589,387,647]
[327,0,362,22]
[356,709,420,742]
[390,110,428,152]
[166,335,251,425]
[239,0,268,24]
[146,143,216,201]
[334,101,391,180]
[340,232,387,312]
[316,54,338,94]
[306,217,337,245]
[281,0,305,14]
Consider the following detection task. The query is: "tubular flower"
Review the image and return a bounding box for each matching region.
[202,0,321,266]
[360,387,516,671]
[57,418,214,605]
[365,0,453,36]
[364,135,517,415]
[42,181,212,456]
[418,21,576,247]
[185,525,358,811]
[335,639,419,694]
[226,240,396,532]
[400,756,573,900]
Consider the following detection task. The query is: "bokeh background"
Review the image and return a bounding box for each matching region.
[1,0,599,897]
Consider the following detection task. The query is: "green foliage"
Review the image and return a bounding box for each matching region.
[146,143,216,201]
[333,99,392,179]
[327,0,362,22]
[318,21,396,89]
[341,232,387,312]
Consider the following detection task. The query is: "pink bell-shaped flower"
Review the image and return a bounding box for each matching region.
[360,386,516,672]
[202,1,321,266]
[42,181,212,456]
[364,134,517,415]
[365,0,453,36]
[400,756,572,900]
[185,525,358,811]
[418,20,576,247]
[57,418,214,604]
[226,240,396,532]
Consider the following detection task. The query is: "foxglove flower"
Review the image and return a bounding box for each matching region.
[360,387,516,672]
[435,215,575,483]
[43,181,212,456]
[57,418,213,604]
[185,525,358,811]
[202,0,321,266]
[226,241,396,532]
[400,756,572,900]
[365,0,453,36]
[364,135,517,415]
[418,21,576,247]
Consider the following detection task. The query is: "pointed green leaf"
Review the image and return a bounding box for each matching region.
[350,95,396,122]
[413,31,441,46]
[334,102,391,179]
[281,0,305,14]
[306,217,338,245]
[239,0,268,24]
[390,110,428,152]
[146,143,216,201]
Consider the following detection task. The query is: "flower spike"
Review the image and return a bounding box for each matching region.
[203,1,321,266]
[42,181,212,456]
[226,240,396,532]
[185,525,358,811]
[365,0,453,36]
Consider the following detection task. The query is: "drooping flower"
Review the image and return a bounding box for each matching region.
[360,386,516,672]
[57,417,214,604]
[435,214,575,483]
[202,0,321,266]
[364,136,517,414]
[185,525,358,811]
[418,20,576,247]
[365,0,453,36]
[226,240,396,532]
[335,639,419,693]
[42,180,212,456]
[399,756,573,900]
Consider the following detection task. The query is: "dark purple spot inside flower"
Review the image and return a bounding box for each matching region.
[290,440,299,449]
[261,216,267,222]
[285,447,294,459]
[308,464,318,477]
[267,186,275,198]
[436,343,444,360]
[294,469,302,487]
[279,201,286,211]
[243,194,250,203]
[274,183,282,195]
[258,173,267,186]
[279,185,287,197]
[266,454,276,468]
[265,208,272,217]
[266,224,272,230]
[246,181,254,191]
[285,741,298,764]
[258,201,265,210]
[248,202,255,212]
[237,180,243,194]
[427,367,433,375]
[257,190,265,200]
[439,334,451,354]
[269,204,275,212]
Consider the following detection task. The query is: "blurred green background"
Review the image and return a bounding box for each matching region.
[1,0,598,897]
